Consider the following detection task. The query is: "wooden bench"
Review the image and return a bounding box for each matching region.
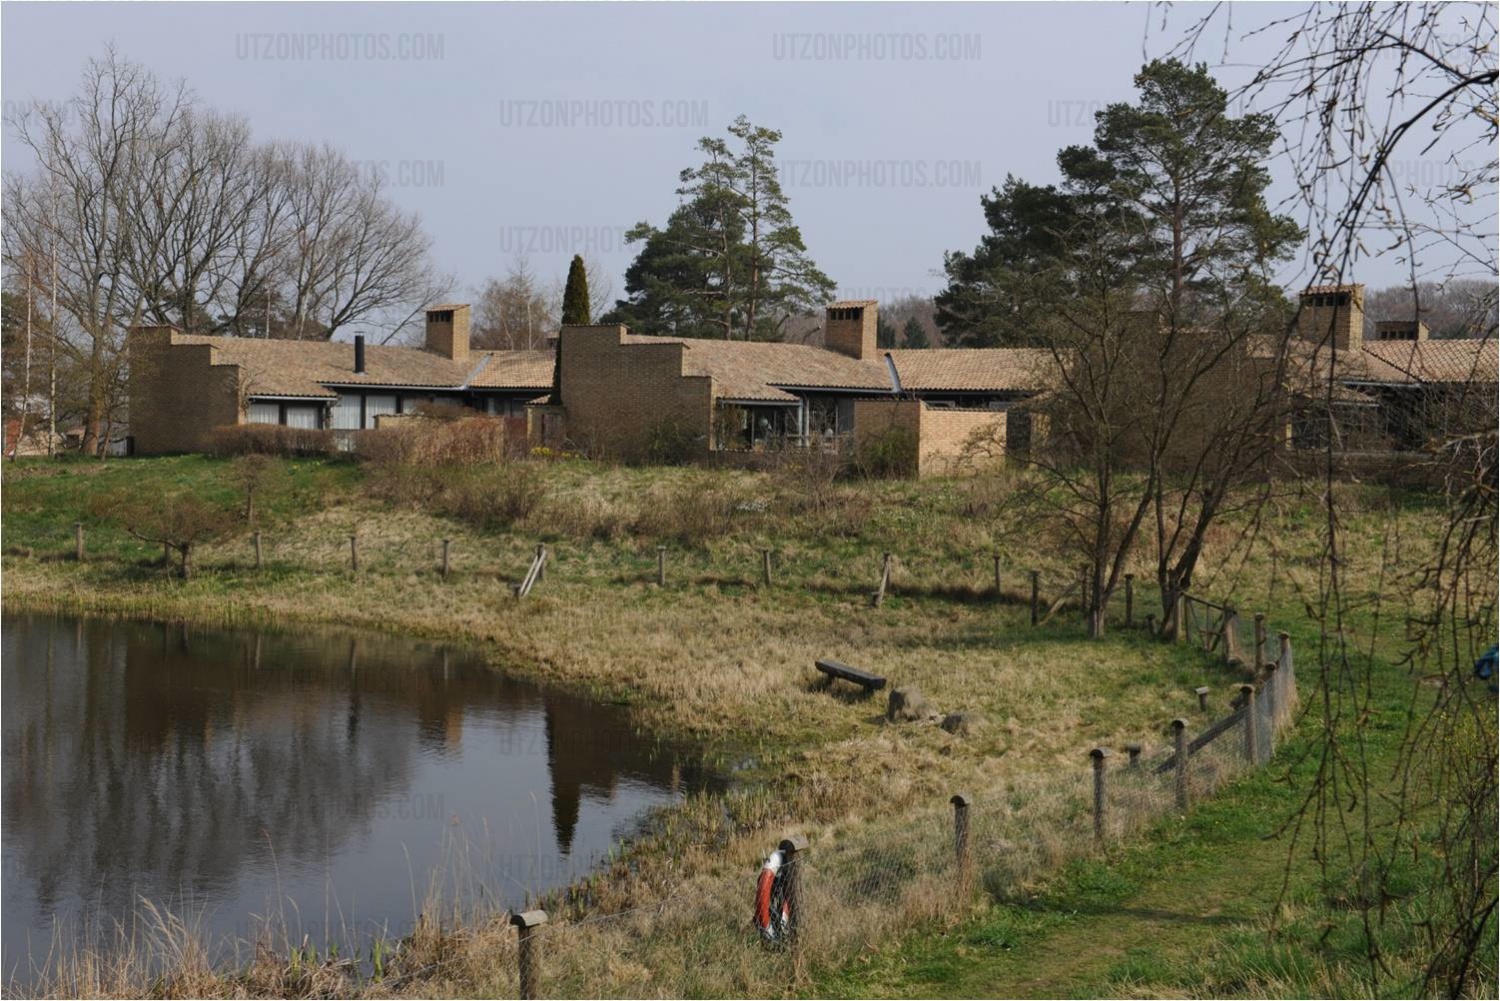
[815,659,887,692]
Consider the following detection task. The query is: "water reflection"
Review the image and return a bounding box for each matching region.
[1,612,719,972]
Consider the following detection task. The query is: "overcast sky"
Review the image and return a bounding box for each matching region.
[2,2,1484,323]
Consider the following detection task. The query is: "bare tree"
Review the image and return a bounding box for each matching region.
[1160,5,1497,994]
[472,256,556,349]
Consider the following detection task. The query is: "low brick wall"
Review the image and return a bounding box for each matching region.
[851,399,1006,477]
[917,406,1006,476]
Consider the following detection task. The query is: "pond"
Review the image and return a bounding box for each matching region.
[0,611,721,979]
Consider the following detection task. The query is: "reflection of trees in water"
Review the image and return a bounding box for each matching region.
[1,614,722,932]
[2,618,441,917]
[542,697,721,855]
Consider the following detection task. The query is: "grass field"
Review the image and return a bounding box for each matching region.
[1,453,1491,998]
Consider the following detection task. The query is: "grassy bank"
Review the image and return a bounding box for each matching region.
[1,454,1482,997]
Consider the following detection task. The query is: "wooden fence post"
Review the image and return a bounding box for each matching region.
[441,538,450,579]
[657,545,666,587]
[1195,686,1211,713]
[1125,742,1142,768]
[950,793,972,891]
[510,909,548,1000]
[1254,613,1267,667]
[74,522,84,562]
[1079,564,1090,624]
[1223,606,1238,667]
[1124,574,1135,627]
[1030,570,1040,626]
[1145,613,1157,636]
[762,548,773,588]
[1240,684,1258,764]
[253,531,263,570]
[1089,747,1110,842]
[871,552,892,608]
[992,554,1002,598]
[1171,718,1189,810]
[778,834,808,946]
[349,534,359,573]
[535,543,547,582]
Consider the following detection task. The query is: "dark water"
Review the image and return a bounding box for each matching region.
[1,612,720,976]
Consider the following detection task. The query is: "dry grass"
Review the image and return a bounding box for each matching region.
[0,457,1444,998]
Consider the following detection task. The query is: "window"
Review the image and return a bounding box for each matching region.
[247,402,280,425]
[366,394,398,425]
[332,394,363,430]
[284,405,322,430]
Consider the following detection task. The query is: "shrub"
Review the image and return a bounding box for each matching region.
[368,461,548,532]
[229,454,290,524]
[441,465,548,530]
[92,487,238,579]
[631,482,756,547]
[630,420,704,466]
[209,425,337,458]
[852,425,918,478]
[354,415,509,467]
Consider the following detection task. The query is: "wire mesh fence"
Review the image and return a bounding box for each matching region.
[478,626,1299,998]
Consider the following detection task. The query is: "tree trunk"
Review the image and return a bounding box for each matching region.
[179,542,193,580]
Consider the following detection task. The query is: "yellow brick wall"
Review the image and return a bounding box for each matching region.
[557,325,715,456]
[916,406,1006,476]
[128,328,245,454]
[851,399,1006,477]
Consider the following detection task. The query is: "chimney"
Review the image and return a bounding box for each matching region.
[1373,319,1429,342]
[1297,284,1366,352]
[825,301,878,360]
[354,334,366,374]
[425,304,471,363]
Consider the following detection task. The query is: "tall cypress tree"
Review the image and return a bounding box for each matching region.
[561,254,591,326]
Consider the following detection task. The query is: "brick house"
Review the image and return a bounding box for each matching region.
[128,305,554,454]
[549,301,1049,473]
[1284,284,1497,451]
[127,287,1494,473]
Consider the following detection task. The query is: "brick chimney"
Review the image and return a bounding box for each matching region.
[1373,319,1429,342]
[1297,284,1366,352]
[425,304,471,363]
[825,301,878,360]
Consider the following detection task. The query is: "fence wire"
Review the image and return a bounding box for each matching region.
[472,628,1298,998]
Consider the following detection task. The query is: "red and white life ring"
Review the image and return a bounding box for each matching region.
[753,849,791,944]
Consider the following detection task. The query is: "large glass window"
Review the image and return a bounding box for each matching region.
[332,394,363,430]
[247,402,280,425]
[284,405,322,430]
[365,394,398,426]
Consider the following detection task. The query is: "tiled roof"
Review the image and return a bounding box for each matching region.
[168,333,554,396]
[469,350,556,389]
[1357,338,1497,384]
[886,348,1056,392]
[621,334,892,401]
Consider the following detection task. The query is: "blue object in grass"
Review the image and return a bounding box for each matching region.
[1475,644,1498,691]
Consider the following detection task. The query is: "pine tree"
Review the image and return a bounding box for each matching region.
[876,316,898,349]
[603,116,835,340]
[900,316,931,348]
[561,254,591,326]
